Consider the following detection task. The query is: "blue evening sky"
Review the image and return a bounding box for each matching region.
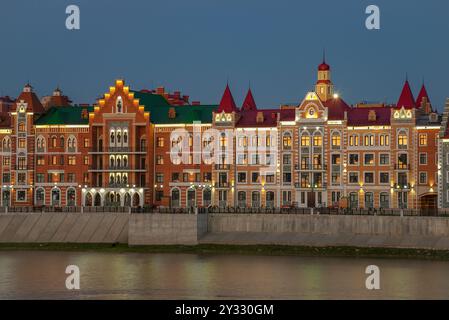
[0,0,448,110]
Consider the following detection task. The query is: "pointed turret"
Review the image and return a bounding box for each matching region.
[416,84,432,113]
[396,80,416,109]
[217,84,238,113]
[241,88,257,111]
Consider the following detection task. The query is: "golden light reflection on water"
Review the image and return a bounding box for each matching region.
[1,252,449,299]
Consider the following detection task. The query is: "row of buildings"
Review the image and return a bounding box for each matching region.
[0,59,448,209]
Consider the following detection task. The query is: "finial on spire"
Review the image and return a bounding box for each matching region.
[322,48,326,63]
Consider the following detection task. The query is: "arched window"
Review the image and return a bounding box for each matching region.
[116,129,122,145]
[282,132,292,149]
[252,191,261,208]
[110,129,115,145]
[109,173,115,185]
[266,191,275,208]
[300,134,310,147]
[116,96,123,113]
[59,136,65,148]
[109,156,115,168]
[313,133,323,146]
[67,136,76,152]
[123,155,128,168]
[52,136,57,148]
[36,136,46,152]
[2,137,11,152]
[116,155,121,168]
[140,138,147,152]
[187,188,196,207]
[398,131,408,148]
[123,130,128,145]
[349,192,358,209]
[237,191,246,208]
[220,132,227,147]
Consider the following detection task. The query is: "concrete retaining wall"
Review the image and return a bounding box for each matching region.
[0,213,129,243]
[129,214,204,245]
[201,214,449,249]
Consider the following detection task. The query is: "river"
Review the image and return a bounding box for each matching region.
[0,251,448,299]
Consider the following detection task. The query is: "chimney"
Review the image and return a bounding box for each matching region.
[192,101,201,106]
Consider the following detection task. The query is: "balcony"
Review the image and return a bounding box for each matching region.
[108,146,130,153]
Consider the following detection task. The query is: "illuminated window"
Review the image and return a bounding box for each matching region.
[18,122,25,132]
[157,137,164,147]
[301,135,310,147]
[282,133,292,149]
[313,135,322,146]
[419,134,427,146]
[398,132,408,148]
[331,133,341,147]
[68,156,76,165]
[18,138,26,149]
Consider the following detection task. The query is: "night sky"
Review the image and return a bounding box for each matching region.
[0,0,448,110]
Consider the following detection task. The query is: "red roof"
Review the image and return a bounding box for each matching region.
[241,88,257,111]
[217,84,238,113]
[235,108,294,128]
[416,84,430,108]
[396,80,416,109]
[318,62,330,71]
[324,97,350,120]
[347,107,391,126]
[15,84,45,113]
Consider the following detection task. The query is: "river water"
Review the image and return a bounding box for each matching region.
[0,251,448,299]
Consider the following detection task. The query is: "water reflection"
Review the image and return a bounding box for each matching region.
[0,251,449,299]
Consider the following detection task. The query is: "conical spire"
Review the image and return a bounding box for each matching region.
[241,88,257,111]
[396,79,416,109]
[217,84,238,113]
[416,84,430,108]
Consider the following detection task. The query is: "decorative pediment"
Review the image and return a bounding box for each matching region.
[296,92,327,122]
[393,107,412,120]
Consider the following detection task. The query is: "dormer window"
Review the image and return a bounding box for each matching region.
[368,110,377,122]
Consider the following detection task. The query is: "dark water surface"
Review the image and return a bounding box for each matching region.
[0,251,448,299]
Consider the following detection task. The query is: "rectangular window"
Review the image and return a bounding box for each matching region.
[331,172,341,185]
[265,173,275,183]
[37,156,45,165]
[364,172,374,184]
[237,154,247,165]
[84,138,89,148]
[203,172,212,182]
[2,173,10,183]
[18,138,26,149]
[379,154,389,165]
[68,173,76,183]
[68,156,76,165]
[84,156,89,165]
[83,173,89,183]
[364,154,374,165]
[251,172,260,183]
[349,172,359,184]
[419,172,428,184]
[419,134,428,146]
[36,173,45,183]
[331,154,341,165]
[419,153,428,165]
[183,173,189,182]
[156,173,164,183]
[156,155,164,165]
[172,172,179,182]
[17,172,26,184]
[52,156,57,165]
[16,190,26,202]
[380,172,389,184]
[3,157,10,166]
[18,157,26,170]
[237,172,247,183]
[157,137,164,147]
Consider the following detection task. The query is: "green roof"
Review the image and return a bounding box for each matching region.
[34,106,93,125]
[34,91,218,125]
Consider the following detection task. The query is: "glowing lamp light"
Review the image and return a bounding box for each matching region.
[333,93,339,99]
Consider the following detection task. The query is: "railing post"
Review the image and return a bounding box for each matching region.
[310,208,314,215]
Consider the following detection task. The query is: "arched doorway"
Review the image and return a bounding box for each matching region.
[132,193,140,207]
[171,189,180,208]
[51,188,61,206]
[420,194,437,209]
[35,188,45,206]
[94,193,102,206]
[67,188,76,206]
[85,192,93,206]
[124,193,131,207]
